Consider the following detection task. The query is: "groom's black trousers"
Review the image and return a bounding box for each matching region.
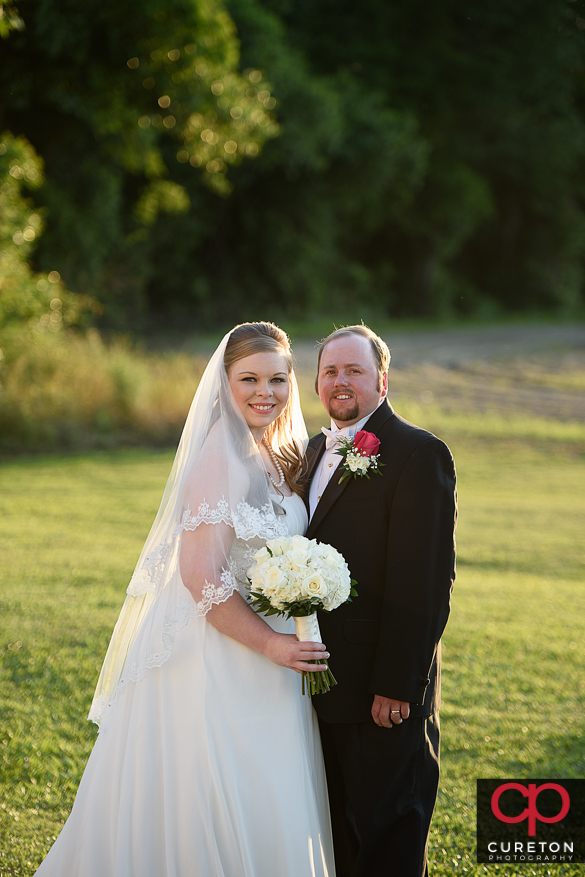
[318,714,440,877]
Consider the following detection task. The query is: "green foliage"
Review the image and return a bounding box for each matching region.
[242,0,585,318]
[0,0,23,38]
[133,179,190,226]
[0,0,276,322]
[186,0,428,320]
[3,0,585,326]
[0,132,94,365]
[138,0,585,322]
[0,131,200,452]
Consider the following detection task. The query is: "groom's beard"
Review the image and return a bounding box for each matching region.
[327,395,360,422]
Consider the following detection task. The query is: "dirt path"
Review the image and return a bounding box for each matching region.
[294,322,585,421]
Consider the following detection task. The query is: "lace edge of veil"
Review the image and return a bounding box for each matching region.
[88,570,237,731]
[126,498,288,597]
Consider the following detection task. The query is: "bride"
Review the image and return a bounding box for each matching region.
[34,322,335,877]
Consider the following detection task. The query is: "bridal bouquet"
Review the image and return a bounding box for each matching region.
[247,535,357,696]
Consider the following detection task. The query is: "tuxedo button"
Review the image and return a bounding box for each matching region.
[328,463,333,467]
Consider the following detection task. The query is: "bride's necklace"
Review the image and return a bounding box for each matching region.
[261,437,285,489]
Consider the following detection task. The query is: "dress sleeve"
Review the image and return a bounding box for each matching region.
[89,436,242,729]
[126,429,239,610]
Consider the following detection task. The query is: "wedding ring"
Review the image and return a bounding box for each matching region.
[391,710,400,714]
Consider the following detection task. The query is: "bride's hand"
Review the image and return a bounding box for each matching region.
[263,633,329,674]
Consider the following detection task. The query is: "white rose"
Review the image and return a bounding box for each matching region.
[301,572,328,599]
[346,452,370,473]
[249,569,268,591]
[263,564,288,592]
[253,546,272,565]
[266,536,291,556]
[346,452,360,472]
[290,534,311,553]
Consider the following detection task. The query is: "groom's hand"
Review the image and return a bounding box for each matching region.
[371,695,410,728]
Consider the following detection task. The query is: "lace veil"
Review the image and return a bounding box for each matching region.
[88,329,308,728]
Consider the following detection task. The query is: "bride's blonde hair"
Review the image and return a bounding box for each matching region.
[224,322,304,496]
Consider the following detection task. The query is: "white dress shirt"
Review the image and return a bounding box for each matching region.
[309,401,384,520]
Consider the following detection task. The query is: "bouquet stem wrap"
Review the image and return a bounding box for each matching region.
[294,613,337,697]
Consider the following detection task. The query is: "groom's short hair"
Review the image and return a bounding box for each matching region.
[316,325,391,392]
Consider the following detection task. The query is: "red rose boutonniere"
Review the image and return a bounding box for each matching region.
[335,430,384,484]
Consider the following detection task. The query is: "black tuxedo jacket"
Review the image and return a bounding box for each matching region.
[304,400,457,724]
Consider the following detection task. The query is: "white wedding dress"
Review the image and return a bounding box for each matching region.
[35,493,334,877]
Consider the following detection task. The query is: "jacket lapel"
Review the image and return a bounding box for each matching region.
[301,436,326,514]
[360,398,394,436]
[304,437,326,483]
[306,400,395,539]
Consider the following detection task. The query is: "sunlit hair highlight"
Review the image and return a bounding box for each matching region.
[315,324,391,392]
[224,322,304,496]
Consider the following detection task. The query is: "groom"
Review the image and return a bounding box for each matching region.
[305,325,457,877]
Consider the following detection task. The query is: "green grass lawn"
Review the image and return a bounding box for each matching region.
[1,430,584,875]
[430,437,585,876]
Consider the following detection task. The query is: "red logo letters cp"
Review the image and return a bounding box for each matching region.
[491,783,571,836]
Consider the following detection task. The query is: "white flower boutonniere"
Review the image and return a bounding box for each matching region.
[335,430,384,484]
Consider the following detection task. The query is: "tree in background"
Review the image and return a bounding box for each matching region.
[141,0,427,324]
[2,0,585,327]
[227,0,585,318]
[0,0,276,325]
[0,130,205,453]
[0,131,92,364]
